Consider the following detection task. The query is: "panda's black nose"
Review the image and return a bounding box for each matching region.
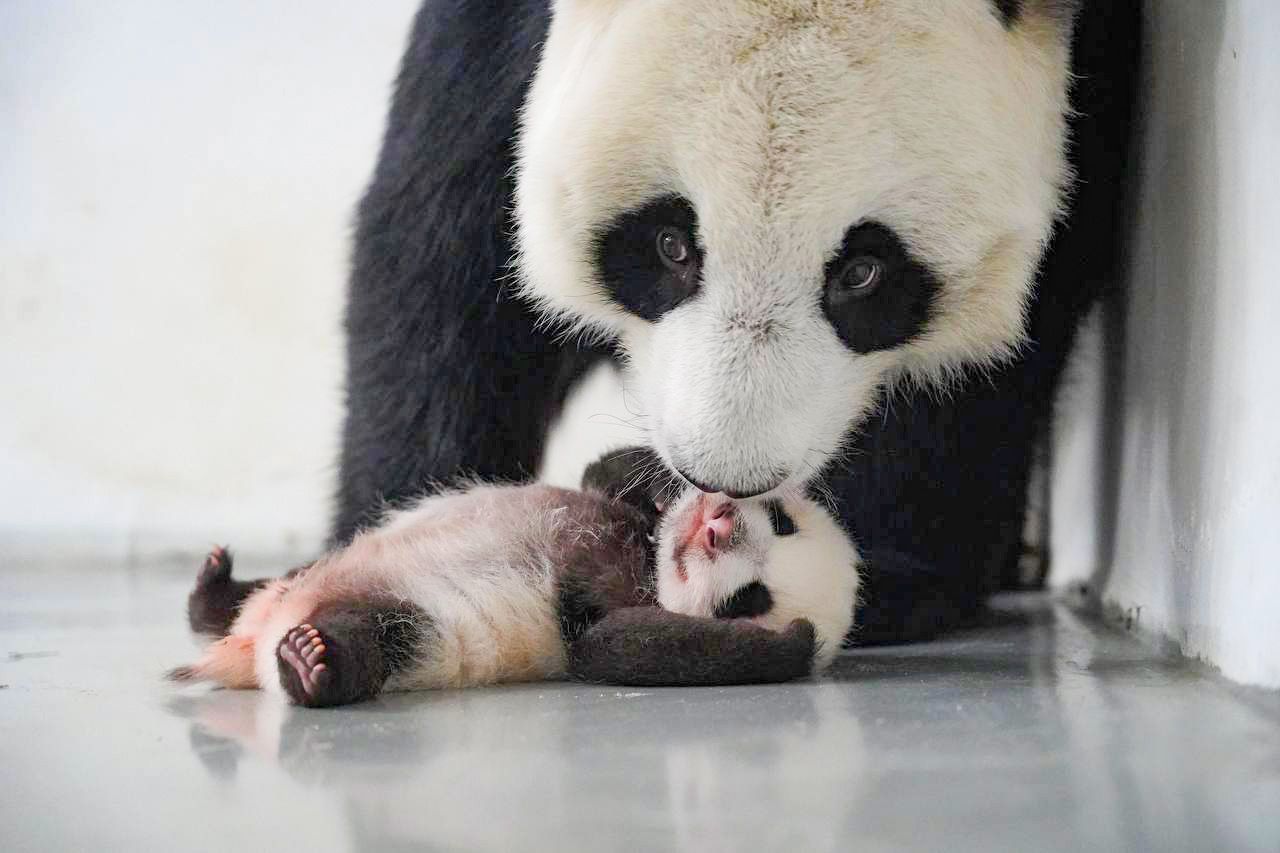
[674,467,782,500]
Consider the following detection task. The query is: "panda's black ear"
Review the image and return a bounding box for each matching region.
[581,446,671,518]
[994,0,1081,29]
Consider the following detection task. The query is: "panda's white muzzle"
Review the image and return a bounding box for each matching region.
[634,286,881,498]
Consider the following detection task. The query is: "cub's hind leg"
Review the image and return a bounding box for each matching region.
[276,602,427,708]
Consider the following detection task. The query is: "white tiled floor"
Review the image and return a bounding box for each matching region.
[2,556,1277,852]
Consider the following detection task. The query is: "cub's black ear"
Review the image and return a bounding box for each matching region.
[581,446,674,518]
[581,445,658,495]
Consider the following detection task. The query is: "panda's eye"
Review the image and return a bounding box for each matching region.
[656,227,693,269]
[594,196,702,321]
[838,256,883,295]
[763,500,797,537]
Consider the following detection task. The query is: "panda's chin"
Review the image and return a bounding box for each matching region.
[648,437,793,502]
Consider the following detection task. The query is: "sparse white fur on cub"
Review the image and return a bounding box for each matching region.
[247,485,572,699]
[176,483,860,701]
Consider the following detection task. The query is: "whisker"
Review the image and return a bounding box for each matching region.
[605,446,653,464]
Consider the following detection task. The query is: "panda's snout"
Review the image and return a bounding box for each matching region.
[649,290,854,501]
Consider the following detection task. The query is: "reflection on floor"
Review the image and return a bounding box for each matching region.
[1,558,1277,852]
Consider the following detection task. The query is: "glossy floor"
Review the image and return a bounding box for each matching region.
[2,558,1277,852]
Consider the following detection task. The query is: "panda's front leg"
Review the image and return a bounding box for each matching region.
[335,280,604,543]
[329,0,603,545]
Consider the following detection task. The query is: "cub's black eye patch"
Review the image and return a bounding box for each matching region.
[592,196,703,321]
[822,222,941,354]
[714,581,774,620]
[763,500,797,537]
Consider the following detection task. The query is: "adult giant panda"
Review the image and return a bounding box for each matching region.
[335,0,1141,644]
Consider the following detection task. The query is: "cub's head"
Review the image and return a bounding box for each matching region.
[516,0,1078,496]
[654,488,859,670]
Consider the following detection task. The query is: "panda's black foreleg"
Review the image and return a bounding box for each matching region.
[331,0,603,545]
[335,300,605,544]
[848,549,986,646]
[568,607,817,686]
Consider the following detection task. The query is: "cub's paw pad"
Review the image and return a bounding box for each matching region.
[276,624,334,707]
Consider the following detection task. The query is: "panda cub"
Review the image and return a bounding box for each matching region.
[170,451,859,707]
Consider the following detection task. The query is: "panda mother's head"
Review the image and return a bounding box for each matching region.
[516,0,1076,497]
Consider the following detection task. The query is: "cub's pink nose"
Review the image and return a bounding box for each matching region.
[703,502,736,552]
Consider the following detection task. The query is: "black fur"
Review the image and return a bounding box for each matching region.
[580,446,676,522]
[998,0,1080,27]
[994,0,1083,28]
[569,609,815,687]
[186,548,314,637]
[335,1,1142,645]
[333,0,603,543]
[556,571,613,645]
[822,222,940,355]
[763,500,797,537]
[592,196,704,321]
[276,602,431,708]
[993,0,1024,25]
[713,581,775,620]
[186,547,266,636]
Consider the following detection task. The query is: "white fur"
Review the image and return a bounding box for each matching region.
[656,489,859,670]
[516,0,1073,492]
[244,485,573,696]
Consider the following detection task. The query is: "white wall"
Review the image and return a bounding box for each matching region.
[1,2,419,558]
[1053,0,1280,688]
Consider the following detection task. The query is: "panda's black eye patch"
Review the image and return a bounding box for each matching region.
[592,196,703,321]
[714,581,774,620]
[822,222,941,354]
[763,500,797,536]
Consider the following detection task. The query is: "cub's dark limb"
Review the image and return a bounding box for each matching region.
[580,446,678,521]
[569,607,817,687]
[276,603,430,709]
[187,547,266,636]
[186,547,315,637]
